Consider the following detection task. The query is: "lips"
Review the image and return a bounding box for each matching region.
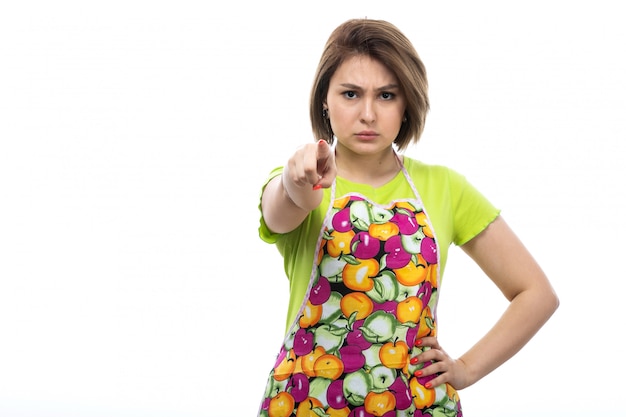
[355,131,378,139]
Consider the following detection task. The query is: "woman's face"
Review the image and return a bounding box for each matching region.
[325,55,406,156]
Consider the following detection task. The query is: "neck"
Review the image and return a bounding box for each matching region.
[335,146,402,187]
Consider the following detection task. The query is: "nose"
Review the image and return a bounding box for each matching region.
[360,98,375,124]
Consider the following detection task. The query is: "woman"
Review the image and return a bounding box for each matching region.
[257,18,558,417]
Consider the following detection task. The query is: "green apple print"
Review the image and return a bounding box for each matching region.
[349,200,372,231]
[360,310,397,343]
[343,369,372,406]
[366,270,399,303]
[318,291,344,324]
[313,322,349,354]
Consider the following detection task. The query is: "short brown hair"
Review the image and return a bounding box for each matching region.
[310,19,429,151]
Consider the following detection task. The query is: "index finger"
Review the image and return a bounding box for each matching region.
[312,139,336,190]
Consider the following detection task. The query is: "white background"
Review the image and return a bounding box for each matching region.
[1,1,624,416]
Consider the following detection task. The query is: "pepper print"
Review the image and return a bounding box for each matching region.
[259,195,462,417]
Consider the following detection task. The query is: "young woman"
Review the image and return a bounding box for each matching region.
[257,18,559,417]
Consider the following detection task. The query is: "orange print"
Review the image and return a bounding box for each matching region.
[393,255,428,286]
[410,377,436,409]
[343,258,379,291]
[327,407,350,417]
[340,292,374,320]
[396,296,423,324]
[379,340,409,369]
[364,391,396,416]
[314,354,344,380]
[368,222,400,241]
[299,301,323,328]
[327,230,356,257]
[446,383,459,402]
[427,263,438,288]
[293,355,304,374]
[301,346,326,377]
[415,211,434,238]
[273,349,296,381]
[268,392,295,417]
[393,201,417,212]
[295,397,325,417]
[333,195,351,209]
[416,306,436,338]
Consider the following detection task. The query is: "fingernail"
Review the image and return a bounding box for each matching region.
[414,370,423,377]
[410,357,419,365]
[415,339,423,346]
[312,184,322,190]
[425,382,432,389]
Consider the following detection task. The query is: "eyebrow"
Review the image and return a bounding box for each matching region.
[339,83,400,91]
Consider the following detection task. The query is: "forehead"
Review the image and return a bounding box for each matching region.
[331,55,398,86]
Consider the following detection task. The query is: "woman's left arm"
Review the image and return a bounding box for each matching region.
[415,215,559,389]
[459,215,559,386]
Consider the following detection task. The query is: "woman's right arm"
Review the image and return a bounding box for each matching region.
[261,139,336,234]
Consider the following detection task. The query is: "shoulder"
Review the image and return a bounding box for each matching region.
[402,156,465,185]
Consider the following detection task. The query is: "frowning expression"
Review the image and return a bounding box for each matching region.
[325,55,406,155]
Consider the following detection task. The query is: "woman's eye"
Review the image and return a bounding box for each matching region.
[343,91,357,99]
[381,92,395,100]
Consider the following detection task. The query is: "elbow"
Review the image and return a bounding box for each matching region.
[541,285,560,318]
[515,282,560,318]
[549,288,560,314]
[535,274,560,316]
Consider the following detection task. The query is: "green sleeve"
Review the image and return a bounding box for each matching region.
[257,167,283,244]
[447,168,501,246]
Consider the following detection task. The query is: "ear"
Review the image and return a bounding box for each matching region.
[322,104,329,119]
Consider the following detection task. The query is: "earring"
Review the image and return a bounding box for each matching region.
[322,108,328,119]
[402,115,407,122]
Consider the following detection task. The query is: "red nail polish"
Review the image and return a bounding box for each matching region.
[415,339,423,346]
[312,184,322,190]
[410,357,419,365]
[414,370,423,377]
[425,382,432,389]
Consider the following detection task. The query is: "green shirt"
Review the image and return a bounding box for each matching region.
[258,157,500,333]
